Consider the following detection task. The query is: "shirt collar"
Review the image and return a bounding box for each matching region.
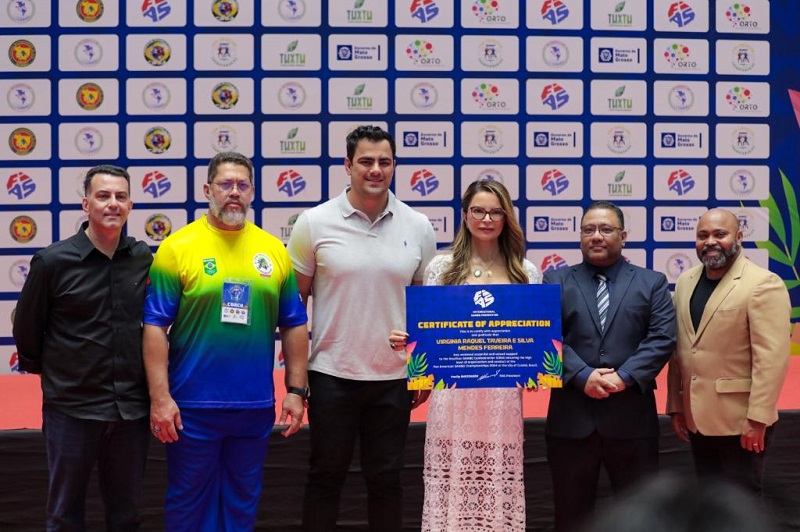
[336,187,397,219]
[75,221,132,260]
[587,257,625,282]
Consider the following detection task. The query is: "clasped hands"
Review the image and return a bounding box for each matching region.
[584,367,627,399]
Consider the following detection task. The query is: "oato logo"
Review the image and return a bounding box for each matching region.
[144,213,172,241]
[667,253,692,279]
[211,81,239,110]
[75,126,103,155]
[143,38,171,67]
[473,289,495,308]
[142,82,170,111]
[75,38,103,67]
[6,83,34,112]
[144,126,172,154]
[7,0,35,24]
[410,82,438,110]
[278,0,306,22]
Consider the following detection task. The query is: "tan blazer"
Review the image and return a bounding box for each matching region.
[666,257,791,436]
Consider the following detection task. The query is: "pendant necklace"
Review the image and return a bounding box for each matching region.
[472,256,498,279]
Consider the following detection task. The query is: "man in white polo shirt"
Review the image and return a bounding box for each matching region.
[288,125,436,532]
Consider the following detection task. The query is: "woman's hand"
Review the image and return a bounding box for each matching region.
[389,330,410,351]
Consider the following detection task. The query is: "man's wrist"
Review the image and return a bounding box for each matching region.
[286,386,309,399]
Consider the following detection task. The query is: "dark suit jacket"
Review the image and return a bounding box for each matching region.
[544,260,676,439]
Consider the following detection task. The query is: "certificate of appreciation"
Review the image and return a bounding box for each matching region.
[405,284,562,390]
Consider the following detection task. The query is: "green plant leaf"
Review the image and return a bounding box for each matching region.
[785,280,800,290]
[759,192,788,250]
[615,85,626,97]
[615,1,626,13]
[779,169,800,264]
[543,350,563,375]
[434,379,446,390]
[354,83,365,95]
[792,307,800,320]
[354,0,365,8]
[614,171,625,183]
[407,352,428,379]
[755,240,793,266]
[287,127,298,140]
[527,377,538,390]
[287,40,298,52]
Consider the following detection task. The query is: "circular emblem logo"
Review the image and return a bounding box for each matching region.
[9,259,30,287]
[8,127,35,155]
[608,126,632,154]
[6,82,34,112]
[76,0,104,22]
[144,126,172,154]
[735,209,755,238]
[253,253,274,277]
[732,43,755,72]
[142,82,171,111]
[211,81,239,110]
[668,84,694,112]
[731,126,755,155]
[543,40,569,68]
[76,82,104,111]
[211,0,238,22]
[212,38,238,67]
[8,39,35,67]
[666,253,692,280]
[7,0,35,23]
[278,0,305,21]
[74,38,103,66]
[144,214,172,241]
[75,126,103,155]
[729,168,755,197]
[278,82,306,109]
[144,38,171,67]
[478,125,503,154]
[410,82,438,110]
[10,215,36,243]
[211,125,237,152]
[478,39,503,68]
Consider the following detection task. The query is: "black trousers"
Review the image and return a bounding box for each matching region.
[689,425,775,496]
[302,371,412,532]
[546,431,659,532]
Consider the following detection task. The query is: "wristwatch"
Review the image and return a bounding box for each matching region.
[287,386,310,399]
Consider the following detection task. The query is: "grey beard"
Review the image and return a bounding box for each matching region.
[700,241,739,270]
[209,198,247,227]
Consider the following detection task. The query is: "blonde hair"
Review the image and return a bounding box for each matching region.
[441,180,528,286]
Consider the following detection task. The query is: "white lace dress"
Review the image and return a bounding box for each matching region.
[421,254,541,531]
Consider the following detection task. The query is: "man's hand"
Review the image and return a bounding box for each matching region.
[603,372,627,393]
[670,412,690,443]
[583,368,618,399]
[410,389,430,410]
[741,418,767,453]
[150,394,182,443]
[278,393,305,437]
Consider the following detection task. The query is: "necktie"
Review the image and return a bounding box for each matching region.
[596,273,609,331]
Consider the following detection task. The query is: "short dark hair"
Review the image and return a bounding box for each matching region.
[84,165,130,196]
[584,200,625,228]
[345,125,396,161]
[207,152,254,184]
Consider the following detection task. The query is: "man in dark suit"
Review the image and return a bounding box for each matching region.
[543,201,676,532]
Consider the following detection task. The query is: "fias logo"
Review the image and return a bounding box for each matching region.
[667,169,695,196]
[6,172,36,200]
[541,253,568,272]
[410,169,439,196]
[667,1,696,28]
[277,169,307,197]
[141,0,172,22]
[541,0,569,25]
[409,0,439,23]
[142,171,172,199]
[540,169,569,196]
[540,83,569,111]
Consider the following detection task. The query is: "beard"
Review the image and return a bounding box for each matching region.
[209,193,248,227]
[699,240,739,270]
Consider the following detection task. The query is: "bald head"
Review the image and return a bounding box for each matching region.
[695,208,743,279]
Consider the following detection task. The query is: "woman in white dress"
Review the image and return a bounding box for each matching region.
[390,179,540,531]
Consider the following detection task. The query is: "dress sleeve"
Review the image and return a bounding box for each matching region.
[423,254,451,287]
[523,259,541,284]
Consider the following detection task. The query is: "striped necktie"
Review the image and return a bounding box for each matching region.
[596,273,609,331]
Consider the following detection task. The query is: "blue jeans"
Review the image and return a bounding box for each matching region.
[164,408,275,532]
[302,372,412,532]
[42,405,150,532]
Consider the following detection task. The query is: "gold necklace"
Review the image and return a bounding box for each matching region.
[472,256,499,279]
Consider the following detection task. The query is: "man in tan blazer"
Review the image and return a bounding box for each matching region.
[667,208,791,494]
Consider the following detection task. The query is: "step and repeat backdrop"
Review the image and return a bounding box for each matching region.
[1,0,798,374]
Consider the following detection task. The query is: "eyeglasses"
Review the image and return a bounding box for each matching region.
[580,225,622,237]
[213,181,252,194]
[468,207,506,222]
